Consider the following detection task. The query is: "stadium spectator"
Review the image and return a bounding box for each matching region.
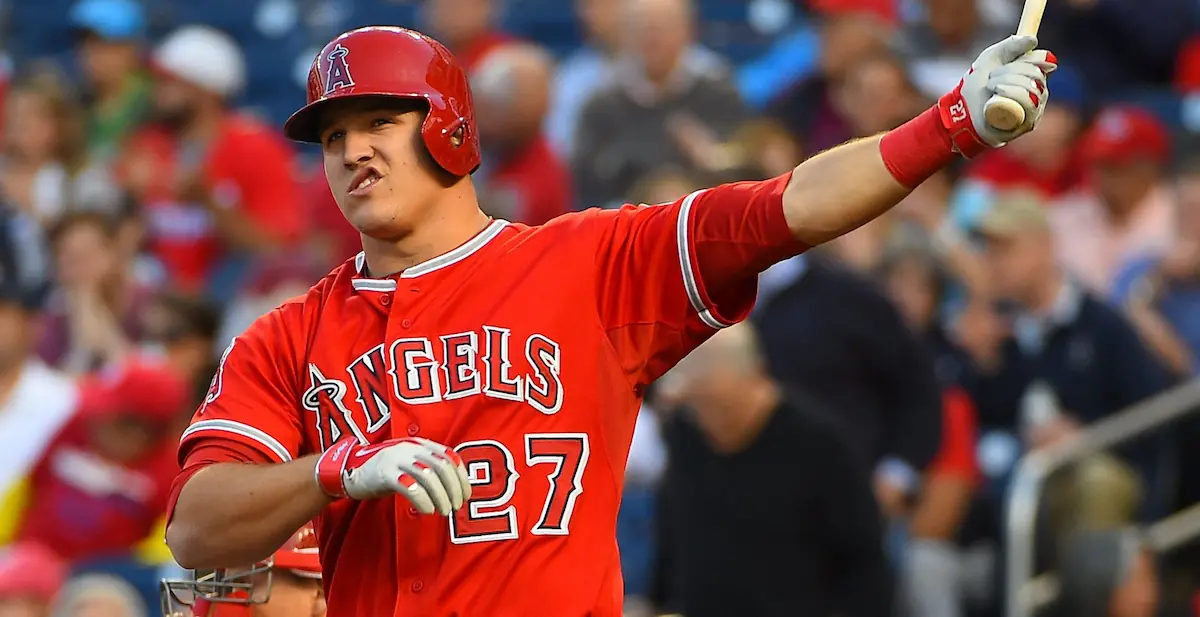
[0,542,68,617]
[834,52,923,139]
[473,43,572,225]
[546,0,623,158]
[118,26,302,298]
[138,292,220,403]
[14,358,187,563]
[37,212,152,374]
[1111,152,1200,377]
[876,239,982,617]
[654,322,892,617]
[894,0,1010,100]
[767,10,892,154]
[0,277,77,546]
[1,67,120,224]
[1050,106,1175,296]
[970,192,1174,429]
[572,0,746,208]
[68,0,151,164]
[422,0,513,72]
[752,253,944,515]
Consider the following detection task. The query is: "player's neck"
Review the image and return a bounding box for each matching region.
[359,183,492,277]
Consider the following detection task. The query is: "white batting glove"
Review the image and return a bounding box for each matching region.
[937,35,1058,157]
[315,436,472,515]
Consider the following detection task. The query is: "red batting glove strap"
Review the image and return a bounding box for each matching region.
[879,106,957,191]
[315,436,358,498]
[936,81,989,159]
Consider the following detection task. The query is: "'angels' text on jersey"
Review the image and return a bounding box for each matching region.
[301,325,563,449]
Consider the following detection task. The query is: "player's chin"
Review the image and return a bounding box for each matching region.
[351,210,413,242]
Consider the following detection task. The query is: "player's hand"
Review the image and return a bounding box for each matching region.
[938,35,1057,157]
[315,436,472,515]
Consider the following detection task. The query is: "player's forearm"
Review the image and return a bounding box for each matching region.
[166,458,331,568]
[781,135,915,248]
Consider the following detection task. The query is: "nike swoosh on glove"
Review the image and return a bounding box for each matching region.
[316,435,472,515]
[938,35,1058,157]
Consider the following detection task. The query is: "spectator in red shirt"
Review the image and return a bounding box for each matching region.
[16,358,188,563]
[119,26,303,297]
[473,43,573,224]
[423,0,514,72]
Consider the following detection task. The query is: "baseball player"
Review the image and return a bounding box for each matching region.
[165,25,1056,617]
[161,523,324,617]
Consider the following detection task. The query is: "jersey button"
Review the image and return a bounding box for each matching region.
[411,580,424,593]
[407,506,418,518]
[401,318,413,328]
[380,295,391,306]
[407,423,419,436]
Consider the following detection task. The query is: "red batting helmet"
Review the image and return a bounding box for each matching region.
[160,523,322,617]
[284,26,481,177]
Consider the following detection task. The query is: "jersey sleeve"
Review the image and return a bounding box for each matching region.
[591,172,806,385]
[178,308,306,466]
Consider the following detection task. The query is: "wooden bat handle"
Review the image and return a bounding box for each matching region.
[982,0,1047,131]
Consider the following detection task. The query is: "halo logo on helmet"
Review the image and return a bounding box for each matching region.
[324,44,355,95]
[282,26,482,177]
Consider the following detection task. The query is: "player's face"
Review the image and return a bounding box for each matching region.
[320,99,447,241]
[255,573,325,617]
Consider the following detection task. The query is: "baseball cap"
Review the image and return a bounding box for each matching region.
[977,192,1050,239]
[1080,106,1169,166]
[77,357,190,424]
[69,0,146,41]
[0,543,67,603]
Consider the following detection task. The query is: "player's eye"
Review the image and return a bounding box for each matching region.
[371,117,393,128]
[324,130,345,146]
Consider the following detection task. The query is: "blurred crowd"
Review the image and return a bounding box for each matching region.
[0,0,1198,616]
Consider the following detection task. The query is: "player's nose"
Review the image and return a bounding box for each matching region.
[341,128,376,168]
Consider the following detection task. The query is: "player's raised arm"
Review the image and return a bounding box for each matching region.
[781,35,1056,246]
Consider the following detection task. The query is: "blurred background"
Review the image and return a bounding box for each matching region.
[0,0,1198,616]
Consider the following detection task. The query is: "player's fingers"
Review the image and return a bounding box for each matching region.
[399,460,453,515]
[456,461,472,501]
[414,438,472,501]
[989,63,1047,98]
[394,472,437,514]
[1019,49,1058,74]
[988,73,1043,107]
[417,451,465,510]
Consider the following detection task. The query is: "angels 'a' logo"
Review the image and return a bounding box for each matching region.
[202,339,237,412]
[324,44,354,95]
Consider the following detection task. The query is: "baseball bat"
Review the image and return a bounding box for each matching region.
[982,0,1048,132]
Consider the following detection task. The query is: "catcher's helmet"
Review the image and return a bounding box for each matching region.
[284,26,481,177]
[161,523,321,617]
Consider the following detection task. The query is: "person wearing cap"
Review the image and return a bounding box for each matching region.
[964,191,1173,518]
[0,543,68,617]
[0,277,77,547]
[12,358,188,564]
[118,26,303,298]
[69,0,152,163]
[1049,106,1176,296]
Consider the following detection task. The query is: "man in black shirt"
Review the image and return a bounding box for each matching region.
[654,323,892,617]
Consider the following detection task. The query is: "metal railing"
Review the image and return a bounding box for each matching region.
[1005,378,1200,617]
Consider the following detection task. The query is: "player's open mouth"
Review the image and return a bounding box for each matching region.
[349,167,382,197]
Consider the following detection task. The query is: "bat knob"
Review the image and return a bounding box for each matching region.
[984,94,1026,132]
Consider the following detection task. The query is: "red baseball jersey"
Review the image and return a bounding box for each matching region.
[168,173,803,617]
